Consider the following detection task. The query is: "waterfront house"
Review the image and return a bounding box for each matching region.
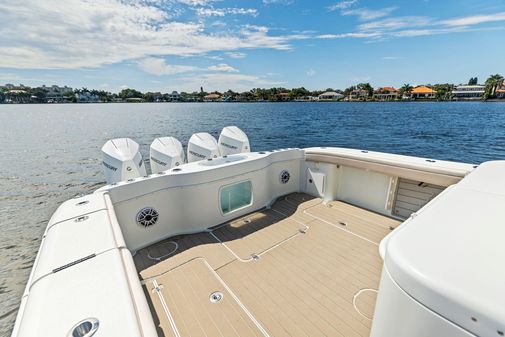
[496,82,505,99]
[349,89,369,101]
[276,92,291,101]
[43,85,73,103]
[410,86,436,100]
[5,89,30,103]
[75,91,100,103]
[203,93,220,102]
[373,87,398,101]
[169,91,180,102]
[451,85,485,100]
[318,91,343,101]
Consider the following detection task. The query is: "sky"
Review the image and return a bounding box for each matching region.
[1,0,504,93]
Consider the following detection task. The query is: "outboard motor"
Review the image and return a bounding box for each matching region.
[150,137,185,173]
[218,126,250,155]
[187,132,220,163]
[101,138,146,184]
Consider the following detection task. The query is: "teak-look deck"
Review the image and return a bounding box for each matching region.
[134,193,401,337]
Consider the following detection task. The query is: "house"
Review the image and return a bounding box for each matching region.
[43,85,73,103]
[276,92,291,101]
[318,91,343,101]
[349,89,369,101]
[169,91,180,102]
[451,85,485,100]
[203,93,220,102]
[75,91,100,103]
[238,91,254,101]
[410,86,436,100]
[373,87,398,101]
[4,89,30,103]
[496,82,505,99]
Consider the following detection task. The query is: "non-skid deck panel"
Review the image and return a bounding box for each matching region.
[217,219,383,337]
[135,231,234,280]
[135,193,402,337]
[211,208,310,260]
[304,201,400,244]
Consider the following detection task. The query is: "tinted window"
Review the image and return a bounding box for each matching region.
[220,181,252,214]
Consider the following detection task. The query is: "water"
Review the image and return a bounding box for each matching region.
[1,101,504,335]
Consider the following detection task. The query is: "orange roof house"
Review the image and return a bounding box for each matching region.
[377,86,397,93]
[373,87,398,100]
[410,85,436,99]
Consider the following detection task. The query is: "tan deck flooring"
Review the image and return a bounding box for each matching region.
[134,193,401,337]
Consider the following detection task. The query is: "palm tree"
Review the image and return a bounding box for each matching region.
[399,84,413,99]
[485,74,504,99]
[357,83,374,99]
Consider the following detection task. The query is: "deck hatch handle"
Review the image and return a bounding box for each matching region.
[52,254,96,273]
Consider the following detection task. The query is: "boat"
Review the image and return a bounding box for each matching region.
[11,126,504,337]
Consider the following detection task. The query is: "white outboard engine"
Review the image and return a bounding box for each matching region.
[218,126,250,155]
[187,132,220,163]
[150,137,185,173]
[101,138,146,184]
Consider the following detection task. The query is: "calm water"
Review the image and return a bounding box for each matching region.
[1,102,505,335]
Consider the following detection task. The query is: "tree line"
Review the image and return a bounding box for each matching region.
[1,74,503,103]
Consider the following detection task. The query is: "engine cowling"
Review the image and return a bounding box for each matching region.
[101,138,146,184]
[187,132,220,163]
[150,137,185,173]
[218,126,250,155]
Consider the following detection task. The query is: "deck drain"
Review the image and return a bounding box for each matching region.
[389,226,395,231]
[210,291,223,303]
[243,218,252,224]
[338,221,347,227]
[251,253,260,261]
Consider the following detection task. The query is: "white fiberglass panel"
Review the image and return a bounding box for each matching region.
[384,161,505,337]
[16,249,146,337]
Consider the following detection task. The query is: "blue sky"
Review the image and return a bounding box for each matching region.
[1,0,504,92]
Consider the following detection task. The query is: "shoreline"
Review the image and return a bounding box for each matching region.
[1,100,504,105]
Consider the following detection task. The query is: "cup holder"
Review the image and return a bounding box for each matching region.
[68,318,99,337]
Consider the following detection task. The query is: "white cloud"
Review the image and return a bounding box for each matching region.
[225,52,247,59]
[441,12,505,27]
[382,56,401,60]
[342,7,397,21]
[327,0,357,12]
[317,32,380,39]
[306,68,316,76]
[0,0,295,69]
[358,17,432,32]
[322,10,505,41]
[138,57,199,75]
[262,0,293,5]
[176,0,219,6]
[207,63,238,72]
[195,7,258,17]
